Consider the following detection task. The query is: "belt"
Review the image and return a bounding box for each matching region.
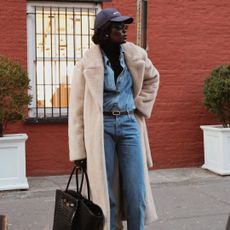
[103,110,134,116]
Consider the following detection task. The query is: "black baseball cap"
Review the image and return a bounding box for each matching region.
[94,8,133,31]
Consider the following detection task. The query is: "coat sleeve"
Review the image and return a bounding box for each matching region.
[135,51,160,119]
[68,61,86,161]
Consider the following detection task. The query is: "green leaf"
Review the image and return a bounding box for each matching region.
[0,56,32,136]
[203,65,230,127]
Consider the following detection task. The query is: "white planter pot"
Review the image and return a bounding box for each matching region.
[200,125,230,175]
[0,134,29,190]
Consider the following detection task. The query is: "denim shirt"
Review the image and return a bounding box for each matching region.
[102,46,136,112]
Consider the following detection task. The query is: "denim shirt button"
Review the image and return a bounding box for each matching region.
[103,46,136,112]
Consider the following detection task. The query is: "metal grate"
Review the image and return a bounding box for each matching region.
[27,6,97,121]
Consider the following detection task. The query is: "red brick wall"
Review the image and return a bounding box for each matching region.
[0,0,27,67]
[1,1,230,175]
[146,0,230,169]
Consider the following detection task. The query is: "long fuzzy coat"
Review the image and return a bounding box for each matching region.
[68,42,160,230]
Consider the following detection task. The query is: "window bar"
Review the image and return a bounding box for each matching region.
[65,7,69,115]
[73,8,76,65]
[42,7,46,117]
[34,6,38,118]
[80,8,83,58]
[58,7,61,116]
[50,7,54,117]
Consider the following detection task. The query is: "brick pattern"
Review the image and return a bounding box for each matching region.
[146,0,230,169]
[1,1,230,175]
[0,0,27,68]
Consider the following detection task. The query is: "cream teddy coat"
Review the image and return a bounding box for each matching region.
[68,42,160,230]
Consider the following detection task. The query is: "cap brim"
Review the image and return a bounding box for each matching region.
[110,16,133,24]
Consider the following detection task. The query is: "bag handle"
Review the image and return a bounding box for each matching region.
[65,166,75,192]
[65,166,91,201]
[82,166,90,200]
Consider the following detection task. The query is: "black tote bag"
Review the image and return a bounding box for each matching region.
[53,166,104,230]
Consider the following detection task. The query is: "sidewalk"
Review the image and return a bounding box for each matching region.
[0,167,230,230]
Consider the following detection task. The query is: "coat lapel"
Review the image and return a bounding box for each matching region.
[123,45,145,99]
[83,45,104,110]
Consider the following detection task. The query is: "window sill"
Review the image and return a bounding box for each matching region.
[25,117,68,124]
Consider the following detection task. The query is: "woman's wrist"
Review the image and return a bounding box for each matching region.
[74,158,87,169]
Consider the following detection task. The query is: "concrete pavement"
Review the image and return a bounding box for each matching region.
[0,167,230,230]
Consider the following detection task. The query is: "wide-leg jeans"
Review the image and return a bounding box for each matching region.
[103,114,146,230]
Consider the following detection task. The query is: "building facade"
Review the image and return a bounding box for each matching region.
[0,0,230,176]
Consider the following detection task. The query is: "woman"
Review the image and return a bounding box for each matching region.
[68,8,159,230]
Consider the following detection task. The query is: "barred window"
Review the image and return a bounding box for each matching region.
[27,2,100,122]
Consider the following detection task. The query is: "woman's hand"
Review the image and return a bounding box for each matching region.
[74,158,87,170]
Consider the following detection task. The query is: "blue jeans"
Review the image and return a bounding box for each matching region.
[104,114,146,230]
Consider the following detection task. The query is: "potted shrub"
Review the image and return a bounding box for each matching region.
[200,65,230,175]
[0,56,32,190]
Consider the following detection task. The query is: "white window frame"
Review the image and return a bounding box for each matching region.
[27,1,101,119]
